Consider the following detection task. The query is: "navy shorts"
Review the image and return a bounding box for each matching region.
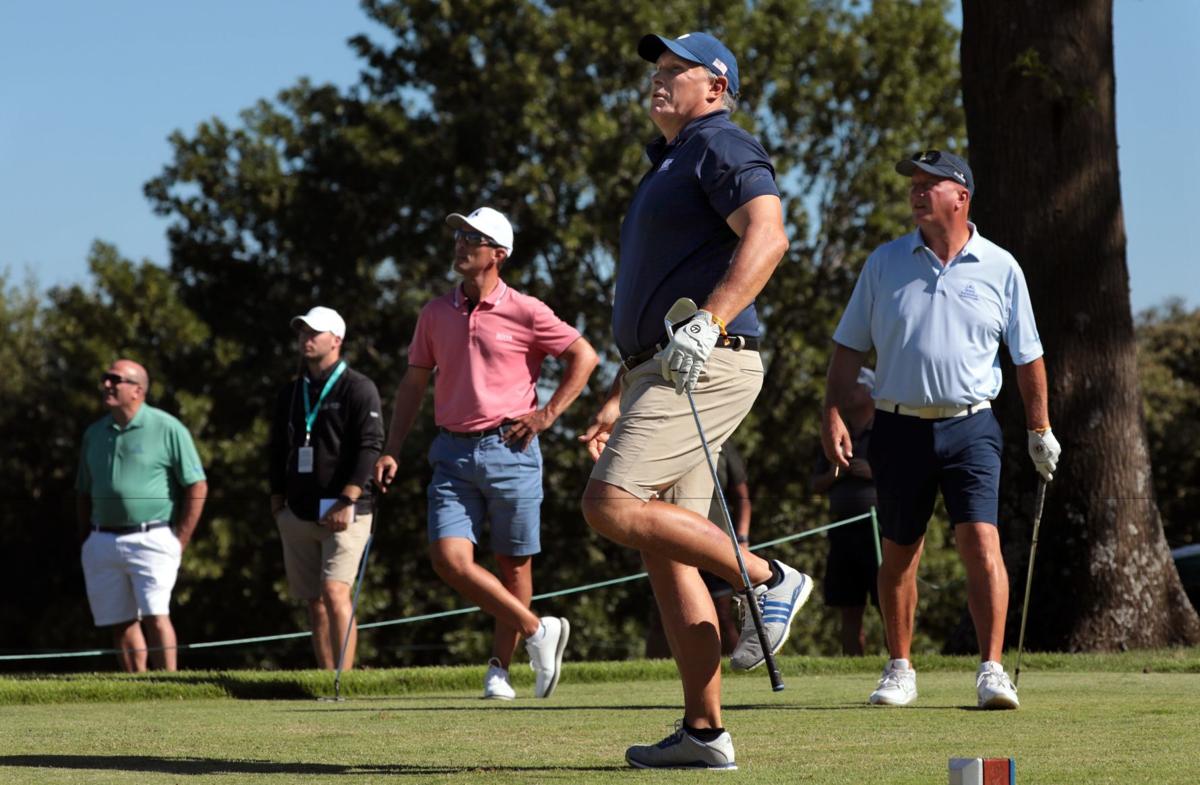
[867,409,1002,546]
[426,430,543,557]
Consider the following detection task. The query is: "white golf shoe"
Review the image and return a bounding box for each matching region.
[976,661,1020,710]
[524,616,569,698]
[482,657,515,700]
[869,659,918,706]
[729,560,813,671]
[625,721,737,770]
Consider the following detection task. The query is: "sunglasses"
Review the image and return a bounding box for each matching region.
[100,373,139,387]
[911,150,942,164]
[454,229,501,248]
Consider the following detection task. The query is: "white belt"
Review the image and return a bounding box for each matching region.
[875,399,991,420]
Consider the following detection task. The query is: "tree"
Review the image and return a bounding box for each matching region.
[960,0,1200,649]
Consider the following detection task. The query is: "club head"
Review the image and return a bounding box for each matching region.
[663,297,699,337]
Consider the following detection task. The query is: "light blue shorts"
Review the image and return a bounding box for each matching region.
[427,429,543,556]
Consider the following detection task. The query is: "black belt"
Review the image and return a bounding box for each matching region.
[440,425,506,439]
[622,335,760,371]
[92,521,170,534]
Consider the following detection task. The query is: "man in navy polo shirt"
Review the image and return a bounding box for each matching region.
[581,31,810,770]
[821,149,1062,710]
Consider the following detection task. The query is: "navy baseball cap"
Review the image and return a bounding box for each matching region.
[896,150,974,196]
[638,32,740,96]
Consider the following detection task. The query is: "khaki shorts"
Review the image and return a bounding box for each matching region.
[275,507,372,600]
[591,348,763,512]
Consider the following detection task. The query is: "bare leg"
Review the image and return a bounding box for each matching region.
[839,606,867,656]
[492,554,532,668]
[581,481,773,588]
[308,598,335,669]
[878,537,925,661]
[323,580,357,671]
[643,551,723,730]
[111,619,147,673]
[713,594,739,655]
[954,523,1008,662]
[431,538,540,638]
[142,615,178,671]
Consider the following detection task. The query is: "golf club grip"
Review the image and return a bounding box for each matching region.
[745,594,786,691]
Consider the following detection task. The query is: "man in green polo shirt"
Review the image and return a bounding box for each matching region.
[77,359,207,672]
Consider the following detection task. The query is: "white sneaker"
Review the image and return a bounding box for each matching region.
[524,616,569,698]
[869,659,918,706]
[976,661,1019,710]
[482,657,515,700]
[625,721,737,770]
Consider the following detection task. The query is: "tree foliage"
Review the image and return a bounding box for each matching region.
[3,1,978,668]
[1136,301,1200,550]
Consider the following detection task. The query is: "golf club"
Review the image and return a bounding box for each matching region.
[663,297,785,692]
[321,497,377,702]
[1013,478,1047,689]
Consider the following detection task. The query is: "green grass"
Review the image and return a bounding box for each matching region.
[2,652,1198,783]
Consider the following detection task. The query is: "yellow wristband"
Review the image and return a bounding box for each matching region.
[1033,425,1051,434]
[709,313,728,335]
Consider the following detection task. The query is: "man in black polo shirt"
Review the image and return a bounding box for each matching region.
[269,306,384,670]
[580,31,811,770]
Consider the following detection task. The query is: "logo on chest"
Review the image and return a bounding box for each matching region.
[658,158,674,172]
[496,333,514,342]
[959,283,981,303]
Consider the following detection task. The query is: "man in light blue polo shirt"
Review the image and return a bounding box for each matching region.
[821,149,1062,710]
[77,359,207,672]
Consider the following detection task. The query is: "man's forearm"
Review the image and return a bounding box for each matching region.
[705,197,789,324]
[543,338,599,420]
[824,344,867,416]
[381,375,427,458]
[1015,357,1050,431]
[174,480,208,546]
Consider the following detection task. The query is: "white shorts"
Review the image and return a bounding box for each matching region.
[81,526,182,626]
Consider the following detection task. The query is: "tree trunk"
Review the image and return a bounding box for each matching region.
[960,0,1200,650]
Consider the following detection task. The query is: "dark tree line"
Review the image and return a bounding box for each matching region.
[1,0,1195,670]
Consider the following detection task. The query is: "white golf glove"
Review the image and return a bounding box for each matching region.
[1027,428,1061,482]
[661,310,721,395]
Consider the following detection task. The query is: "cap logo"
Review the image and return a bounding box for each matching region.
[952,170,966,183]
[711,57,727,75]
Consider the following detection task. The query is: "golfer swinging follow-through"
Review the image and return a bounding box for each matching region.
[580,30,811,770]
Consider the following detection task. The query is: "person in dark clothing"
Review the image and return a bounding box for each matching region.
[269,306,384,670]
[812,367,879,655]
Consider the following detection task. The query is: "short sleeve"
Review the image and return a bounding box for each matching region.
[168,419,206,486]
[698,130,780,219]
[407,302,439,369]
[1003,263,1044,365]
[529,298,582,358]
[832,251,879,352]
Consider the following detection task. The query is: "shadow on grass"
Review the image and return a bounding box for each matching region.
[0,755,625,776]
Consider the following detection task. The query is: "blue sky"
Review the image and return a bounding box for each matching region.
[1,1,1196,313]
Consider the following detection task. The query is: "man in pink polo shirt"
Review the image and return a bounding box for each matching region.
[375,206,598,700]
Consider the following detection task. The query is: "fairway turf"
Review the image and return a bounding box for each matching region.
[1,657,1197,784]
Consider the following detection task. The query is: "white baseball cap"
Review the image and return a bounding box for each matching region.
[290,306,346,339]
[445,206,514,253]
